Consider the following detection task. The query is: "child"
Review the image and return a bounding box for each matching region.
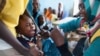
[38,15,54,31]
[37,15,61,56]
[57,2,63,20]
[16,14,43,56]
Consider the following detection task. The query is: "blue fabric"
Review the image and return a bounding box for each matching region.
[42,38,61,56]
[27,0,33,15]
[33,12,41,25]
[59,17,82,33]
[90,0,100,21]
[91,0,100,16]
[32,0,41,26]
[84,36,100,56]
[83,0,91,22]
[83,0,100,22]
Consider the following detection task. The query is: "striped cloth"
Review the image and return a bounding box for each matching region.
[83,0,100,22]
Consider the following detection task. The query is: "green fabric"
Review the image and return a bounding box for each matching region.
[83,0,91,21]
[91,0,100,16]
[90,0,100,22]
[42,38,61,56]
[84,36,100,56]
[59,17,82,33]
[83,0,100,22]
[27,0,33,15]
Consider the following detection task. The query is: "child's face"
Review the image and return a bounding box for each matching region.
[79,2,87,20]
[18,16,36,37]
[38,15,44,25]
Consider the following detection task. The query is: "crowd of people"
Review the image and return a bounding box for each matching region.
[0,0,100,56]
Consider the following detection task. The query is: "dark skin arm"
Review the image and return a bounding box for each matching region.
[0,20,32,56]
[90,14,100,24]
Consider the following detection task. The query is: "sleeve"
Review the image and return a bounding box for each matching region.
[0,0,29,37]
[58,17,82,33]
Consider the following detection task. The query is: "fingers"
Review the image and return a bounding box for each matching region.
[39,50,44,56]
[39,29,50,39]
[30,45,44,56]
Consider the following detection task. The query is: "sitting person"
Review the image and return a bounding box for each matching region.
[51,16,84,56]
[32,0,41,25]
[37,15,53,31]
[50,16,100,56]
[16,14,43,56]
[37,15,61,56]
[57,2,63,20]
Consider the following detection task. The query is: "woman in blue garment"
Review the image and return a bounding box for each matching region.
[50,0,100,56]
[50,20,100,56]
[82,0,100,56]
[49,1,87,56]
[32,0,41,25]
[26,0,41,25]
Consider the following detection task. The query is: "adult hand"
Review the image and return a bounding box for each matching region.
[50,26,65,46]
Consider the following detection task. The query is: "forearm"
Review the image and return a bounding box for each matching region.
[0,20,31,56]
[91,14,100,24]
[89,20,100,36]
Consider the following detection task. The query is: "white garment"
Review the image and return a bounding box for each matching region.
[0,39,12,50]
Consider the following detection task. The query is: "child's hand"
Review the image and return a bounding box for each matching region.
[36,34,42,50]
[39,29,50,39]
[29,44,44,56]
